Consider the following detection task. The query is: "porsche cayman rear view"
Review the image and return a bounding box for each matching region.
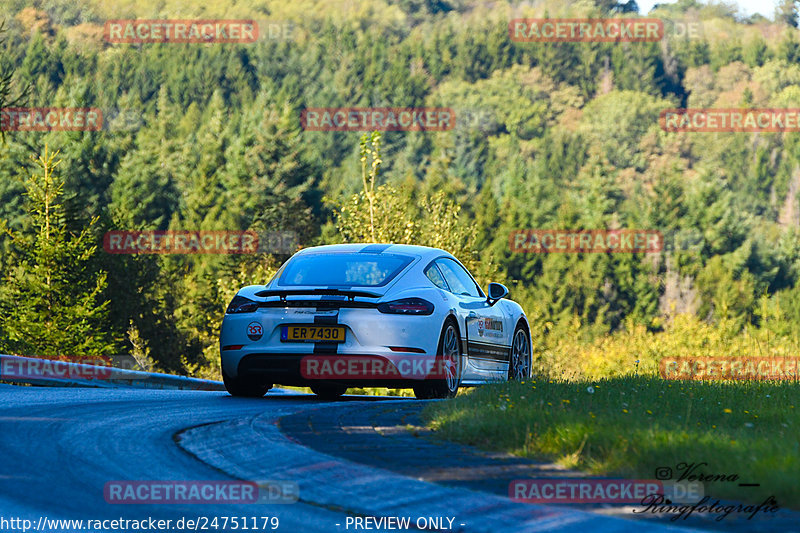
[219,243,531,399]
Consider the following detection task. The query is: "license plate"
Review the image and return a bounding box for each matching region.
[280,325,346,343]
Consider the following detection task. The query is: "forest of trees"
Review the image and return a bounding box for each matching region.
[2,0,800,379]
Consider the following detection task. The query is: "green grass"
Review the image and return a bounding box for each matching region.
[422,376,800,508]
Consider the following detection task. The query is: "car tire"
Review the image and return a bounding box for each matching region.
[222,367,271,398]
[310,383,348,400]
[414,319,461,400]
[508,323,531,381]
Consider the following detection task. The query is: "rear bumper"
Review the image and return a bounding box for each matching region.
[228,352,446,388]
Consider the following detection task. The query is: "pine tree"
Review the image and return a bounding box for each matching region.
[0,146,111,357]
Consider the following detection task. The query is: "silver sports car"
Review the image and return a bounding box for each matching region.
[219,243,531,399]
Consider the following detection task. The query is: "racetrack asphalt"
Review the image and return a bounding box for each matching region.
[276,401,800,532]
[0,384,790,532]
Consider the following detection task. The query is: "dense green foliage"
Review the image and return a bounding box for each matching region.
[1,0,800,377]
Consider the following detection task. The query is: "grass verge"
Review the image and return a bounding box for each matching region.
[421,376,800,508]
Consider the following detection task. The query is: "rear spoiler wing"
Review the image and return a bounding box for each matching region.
[254,288,382,302]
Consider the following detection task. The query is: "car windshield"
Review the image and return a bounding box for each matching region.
[277,253,414,287]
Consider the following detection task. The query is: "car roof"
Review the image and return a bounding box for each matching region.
[295,243,453,262]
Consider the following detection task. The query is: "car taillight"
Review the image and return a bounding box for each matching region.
[222,345,244,351]
[226,295,259,314]
[377,298,434,315]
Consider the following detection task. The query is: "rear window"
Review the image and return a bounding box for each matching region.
[277,253,414,287]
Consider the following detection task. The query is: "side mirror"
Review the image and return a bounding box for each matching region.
[486,282,509,305]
